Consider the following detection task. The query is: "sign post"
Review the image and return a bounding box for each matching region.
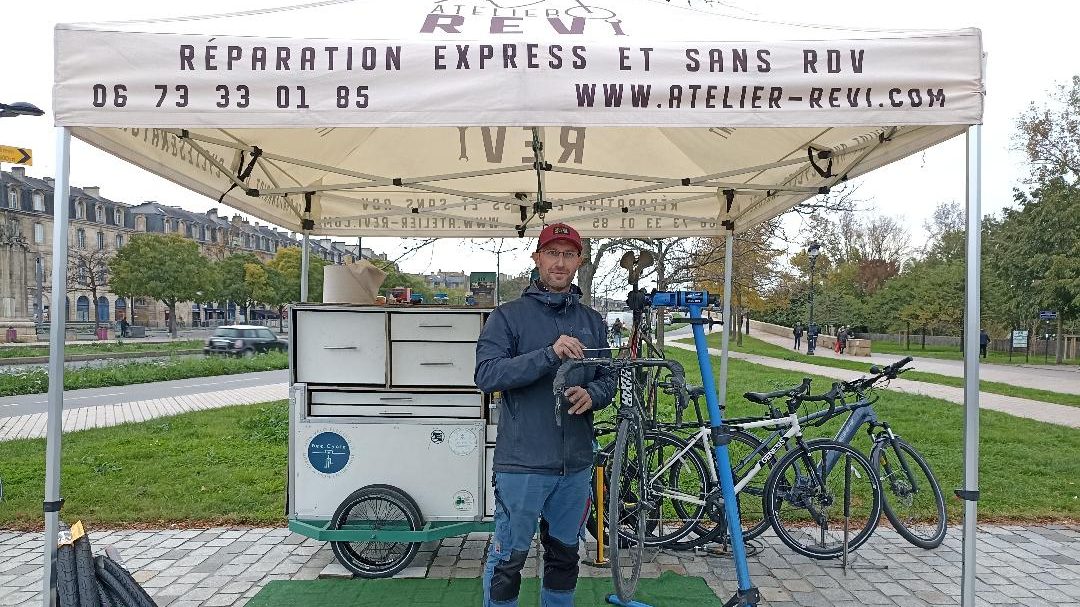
[0,145,32,166]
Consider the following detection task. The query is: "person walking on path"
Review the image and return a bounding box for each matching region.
[793,323,803,350]
[807,322,820,355]
[838,326,849,355]
[980,329,990,358]
[611,318,624,348]
[475,223,616,607]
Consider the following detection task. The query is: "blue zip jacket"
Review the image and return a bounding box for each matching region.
[475,282,616,475]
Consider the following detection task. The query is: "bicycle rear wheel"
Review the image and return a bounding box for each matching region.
[609,416,645,603]
[872,437,947,549]
[764,439,881,560]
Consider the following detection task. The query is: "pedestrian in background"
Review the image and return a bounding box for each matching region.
[980,329,990,358]
[793,323,803,350]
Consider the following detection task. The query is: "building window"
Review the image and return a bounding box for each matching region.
[76,229,86,249]
[33,192,45,211]
[135,216,145,231]
[75,200,85,219]
[114,208,123,225]
[96,231,105,250]
[95,204,104,222]
[34,223,45,244]
[7,189,17,209]
[115,234,123,248]
[211,228,218,243]
[162,219,169,233]
[8,218,20,238]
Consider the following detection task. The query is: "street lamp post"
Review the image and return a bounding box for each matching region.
[806,242,821,355]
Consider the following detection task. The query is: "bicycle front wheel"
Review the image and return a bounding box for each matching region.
[872,437,947,549]
[764,439,882,560]
[609,416,645,603]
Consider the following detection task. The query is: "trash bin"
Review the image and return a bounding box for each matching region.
[128,326,146,338]
[5,327,17,342]
[96,326,109,341]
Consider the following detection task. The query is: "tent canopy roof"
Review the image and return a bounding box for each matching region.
[54,0,984,237]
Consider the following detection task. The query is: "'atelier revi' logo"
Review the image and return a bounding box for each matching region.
[423,1,627,36]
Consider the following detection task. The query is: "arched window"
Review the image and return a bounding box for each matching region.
[114,298,127,321]
[95,204,104,222]
[114,208,123,225]
[7,188,18,208]
[135,215,146,231]
[76,296,90,322]
[162,219,170,233]
[75,200,85,219]
[96,297,110,323]
[33,191,45,211]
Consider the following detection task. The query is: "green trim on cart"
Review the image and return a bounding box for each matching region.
[289,518,495,542]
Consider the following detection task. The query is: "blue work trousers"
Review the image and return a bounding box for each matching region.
[483,468,592,607]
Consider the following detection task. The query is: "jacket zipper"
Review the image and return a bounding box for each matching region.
[554,314,567,475]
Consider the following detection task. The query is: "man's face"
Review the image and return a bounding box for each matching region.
[532,240,583,292]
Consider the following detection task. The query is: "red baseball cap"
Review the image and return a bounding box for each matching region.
[536,223,582,252]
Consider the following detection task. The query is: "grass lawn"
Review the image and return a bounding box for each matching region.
[686,334,1080,409]
[0,340,204,359]
[0,351,288,397]
[0,349,1076,529]
[871,339,1072,366]
[0,401,288,529]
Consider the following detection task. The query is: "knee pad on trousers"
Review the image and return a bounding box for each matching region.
[541,534,579,591]
[490,549,529,602]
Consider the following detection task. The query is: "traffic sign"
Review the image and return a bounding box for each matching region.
[1039,310,1058,321]
[0,145,32,166]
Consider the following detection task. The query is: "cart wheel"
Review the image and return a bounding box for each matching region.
[330,484,424,578]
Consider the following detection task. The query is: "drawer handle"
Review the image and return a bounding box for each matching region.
[379,411,413,415]
[420,362,454,366]
[418,324,454,328]
[323,345,358,350]
[379,397,415,401]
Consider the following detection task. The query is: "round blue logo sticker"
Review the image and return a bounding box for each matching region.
[307,432,350,474]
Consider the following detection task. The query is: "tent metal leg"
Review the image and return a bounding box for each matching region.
[42,127,72,607]
[718,233,733,407]
[301,233,310,302]
[960,125,982,607]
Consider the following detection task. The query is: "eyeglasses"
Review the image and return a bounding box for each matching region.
[539,249,581,260]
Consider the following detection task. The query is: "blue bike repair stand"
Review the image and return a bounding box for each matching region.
[608,291,759,607]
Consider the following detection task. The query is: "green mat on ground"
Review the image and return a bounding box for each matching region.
[245,571,716,606]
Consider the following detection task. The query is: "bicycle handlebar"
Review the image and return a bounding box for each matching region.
[552,357,688,427]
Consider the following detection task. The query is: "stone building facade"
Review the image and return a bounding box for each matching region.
[0,167,379,337]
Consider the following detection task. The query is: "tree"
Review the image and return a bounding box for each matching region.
[246,263,289,330]
[1015,75,1080,185]
[109,234,213,338]
[267,246,327,303]
[67,247,113,327]
[213,252,263,321]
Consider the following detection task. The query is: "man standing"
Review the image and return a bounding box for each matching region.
[475,223,616,607]
[980,329,990,358]
[807,322,820,355]
[793,323,803,350]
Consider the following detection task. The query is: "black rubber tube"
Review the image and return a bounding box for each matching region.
[74,537,102,607]
[56,543,80,607]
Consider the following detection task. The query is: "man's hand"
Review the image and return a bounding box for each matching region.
[564,386,593,415]
[552,335,585,360]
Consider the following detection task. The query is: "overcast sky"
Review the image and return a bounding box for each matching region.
[2,0,1076,286]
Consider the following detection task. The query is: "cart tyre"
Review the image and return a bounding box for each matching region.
[330,484,424,579]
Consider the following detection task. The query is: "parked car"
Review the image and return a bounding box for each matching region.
[204,325,286,356]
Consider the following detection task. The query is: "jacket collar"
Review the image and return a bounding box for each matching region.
[523,280,582,312]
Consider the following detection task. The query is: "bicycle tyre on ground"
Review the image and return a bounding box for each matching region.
[608,416,645,603]
[764,439,882,560]
[329,484,423,578]
[871,437,947,549]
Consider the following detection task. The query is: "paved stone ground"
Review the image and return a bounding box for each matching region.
[1,525,1077,606]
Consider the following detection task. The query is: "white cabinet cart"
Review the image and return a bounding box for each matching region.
[286,304,498,577]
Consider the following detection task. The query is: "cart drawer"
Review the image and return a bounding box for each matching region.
[391,342,477,387]
[309,390,482,418]
[295,310,386,385]
[391,313,482,342]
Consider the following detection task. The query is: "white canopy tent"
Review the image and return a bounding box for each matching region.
[46,1,985,605]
